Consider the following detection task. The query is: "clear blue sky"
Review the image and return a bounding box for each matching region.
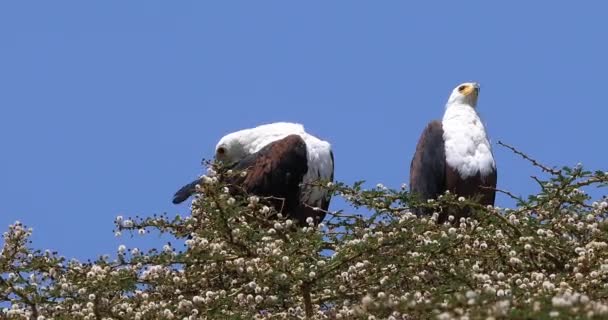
[1,1,606,259]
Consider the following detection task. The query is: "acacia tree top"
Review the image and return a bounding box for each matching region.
[1,145,607,320]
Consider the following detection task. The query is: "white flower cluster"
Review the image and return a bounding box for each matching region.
[2,164,608,319]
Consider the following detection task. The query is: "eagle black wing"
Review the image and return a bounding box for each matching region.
[321,149,335,211]
[227,134,308,218]
[173,135,309,220]
[409,120,446,216]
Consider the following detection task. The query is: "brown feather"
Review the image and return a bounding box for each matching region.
[443,165,497,222]
[226,134,314,225]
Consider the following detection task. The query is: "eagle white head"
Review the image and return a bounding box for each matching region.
[213,122,314,165]
[446,82,480,109]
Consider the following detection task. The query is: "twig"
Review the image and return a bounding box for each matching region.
[0,277,39,318]
[480,186,525,204]
[498,141,560,175]
[301,282,313,319]
[531,176,546,190]
[210,192,254,257]
[302,204,365,222]
[572,176,608,189]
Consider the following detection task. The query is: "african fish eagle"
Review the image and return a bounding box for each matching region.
[409,82,497,222]
[172,122,335,225]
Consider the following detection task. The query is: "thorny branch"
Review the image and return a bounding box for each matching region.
[498,140,561,175]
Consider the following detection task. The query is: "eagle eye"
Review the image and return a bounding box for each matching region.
[458,85,468,92]
[217,147,226,156]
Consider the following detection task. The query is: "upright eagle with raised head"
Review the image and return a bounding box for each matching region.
[409,82,497,222]
[173,122,334,225]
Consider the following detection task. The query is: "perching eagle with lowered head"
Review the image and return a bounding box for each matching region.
[173,122,334,226]
[409,82,497,222]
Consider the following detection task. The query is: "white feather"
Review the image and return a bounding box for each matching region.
[442,85,495,179]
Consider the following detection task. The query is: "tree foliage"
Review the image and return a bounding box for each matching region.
[1,144,608,319]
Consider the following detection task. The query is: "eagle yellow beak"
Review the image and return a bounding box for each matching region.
[459,83,480,97]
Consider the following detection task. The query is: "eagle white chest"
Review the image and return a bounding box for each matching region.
[442,104,495,178]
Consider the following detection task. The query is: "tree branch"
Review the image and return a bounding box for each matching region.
[498,141,560,175]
